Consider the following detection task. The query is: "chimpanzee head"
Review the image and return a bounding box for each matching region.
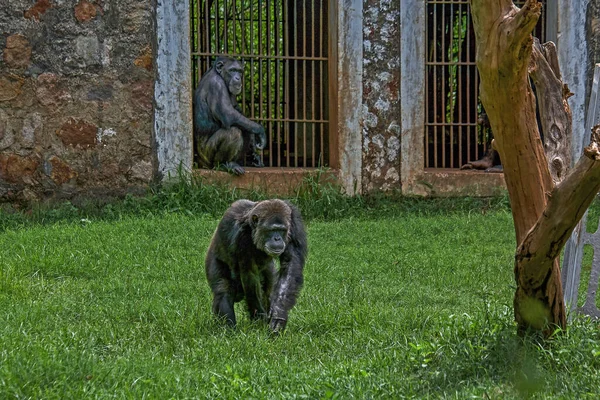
[214,57,243,96]
[247,199,292,257]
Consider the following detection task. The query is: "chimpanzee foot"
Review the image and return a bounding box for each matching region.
[485,165,504,173]
[251,309,269,322]
[460,157,494,170]
[220,162,245,175]
[250,154,264,168]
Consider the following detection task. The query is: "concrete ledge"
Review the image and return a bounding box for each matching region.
[193,167,504,197]
[193,168,340,196]
[416,168,507,197]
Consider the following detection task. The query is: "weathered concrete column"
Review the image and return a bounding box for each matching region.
[331,0,363,195]
[558,0,592,314]
[400,0,426,195]
[557,0,589,161]
[154,0,193,181]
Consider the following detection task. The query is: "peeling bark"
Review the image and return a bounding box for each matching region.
[529,39,573,184]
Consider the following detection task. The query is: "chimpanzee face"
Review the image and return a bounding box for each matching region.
[262,225,287,256]
[249,201,292,257]
[215,58,243,96]
[252,216,289,256]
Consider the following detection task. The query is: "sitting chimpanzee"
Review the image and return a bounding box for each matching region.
[194,57,267,175]
[205,199,307,334]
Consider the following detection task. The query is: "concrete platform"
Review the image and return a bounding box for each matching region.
[193,167,339,196]
[193,167,506,197]
[419,168,506,197]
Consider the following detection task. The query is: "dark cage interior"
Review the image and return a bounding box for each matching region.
[191,0,329,168]
[425,0,547,169]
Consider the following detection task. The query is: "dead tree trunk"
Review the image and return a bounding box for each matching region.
[529,38,573,184]
[470,0,600,336]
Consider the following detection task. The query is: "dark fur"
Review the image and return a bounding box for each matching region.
[194,57,266,175]
[205,199,307,333]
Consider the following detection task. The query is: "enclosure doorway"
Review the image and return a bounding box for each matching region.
[190,0,330,168]
[424,0,549,169]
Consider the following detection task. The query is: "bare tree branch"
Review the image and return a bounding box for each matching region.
[517,126,600,285]
[509,0,542,39]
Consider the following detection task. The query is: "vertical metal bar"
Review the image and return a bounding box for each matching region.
[311,0,316,167]
[441,2,446,167]
[194,1,199,84]
[466,3,472,162]
[424,2,429,168]
[319,0,324,166]
[433,2,438,168]
[192,1,195,85]
[223,0,228,52]
[255,0,268,167]
[266,1,271,58]
[265,0,272,166]
[294,2,298,167]
[457,4,463,166]
[259,0,263,126]
[240,0,246,114]
[204,0,210,77]
[327,0,339,169]
[275,0,281,167]
[231,0,236,54]
[250,0,255,119]
[215,0,220,52]
[284,0,290,167]
[449,1,454,167]
[302,0,308,167]
[475,71,480,160]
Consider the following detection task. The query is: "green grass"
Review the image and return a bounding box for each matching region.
[1,185,600,398]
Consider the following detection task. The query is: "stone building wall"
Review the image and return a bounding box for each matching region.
[0,0,154,202]
[1,1,598,201]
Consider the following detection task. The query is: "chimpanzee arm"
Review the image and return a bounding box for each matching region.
[269,249,305,332]
[209,81,266,147]
[269,204,307,332]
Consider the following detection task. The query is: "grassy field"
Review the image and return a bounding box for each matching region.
[1,187,600,398]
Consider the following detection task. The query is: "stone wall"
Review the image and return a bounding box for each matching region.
[0,0,154,202]
[361,0,401,192]
[1,1,598,201]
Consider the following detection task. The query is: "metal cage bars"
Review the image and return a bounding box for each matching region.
[190,0,329,168]
[424,0,547,169]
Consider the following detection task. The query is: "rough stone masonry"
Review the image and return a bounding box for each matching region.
[0,0,154,202]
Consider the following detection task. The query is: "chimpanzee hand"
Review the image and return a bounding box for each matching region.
[254,125,267,150]
[249,152,264,168]
[269,317,287,334]
[222,161,245,175]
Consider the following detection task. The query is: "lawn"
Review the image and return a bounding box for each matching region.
[1,192,600,399]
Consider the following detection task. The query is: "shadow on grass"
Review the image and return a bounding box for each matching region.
[406,309,595,399]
